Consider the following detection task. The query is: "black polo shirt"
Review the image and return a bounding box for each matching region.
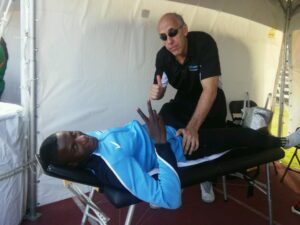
[154,31,222,105]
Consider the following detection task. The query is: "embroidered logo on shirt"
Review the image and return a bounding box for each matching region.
[188,64,200,72]
[110,141,121,149]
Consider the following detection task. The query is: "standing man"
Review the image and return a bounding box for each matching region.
[0,37,8,100]
[150,13,227,203]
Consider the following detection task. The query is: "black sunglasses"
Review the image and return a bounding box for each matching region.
[159,25,184,41]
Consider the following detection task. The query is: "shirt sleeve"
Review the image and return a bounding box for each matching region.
[153,49,164,84]
[106,142,181,209]
[198,33,221,79]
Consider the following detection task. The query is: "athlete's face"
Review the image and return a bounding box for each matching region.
[157,15,188,57]
[56,131,98,167]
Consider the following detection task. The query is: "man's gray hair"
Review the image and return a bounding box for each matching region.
[171,13,186,26]
[160,12,186,26]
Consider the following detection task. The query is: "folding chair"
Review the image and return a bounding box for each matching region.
[223,99,279,200]
[229,100,257,125]
[229,99,277,172]
[280,127,300,183]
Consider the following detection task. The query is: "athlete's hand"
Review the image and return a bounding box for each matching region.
[137,100,166,144]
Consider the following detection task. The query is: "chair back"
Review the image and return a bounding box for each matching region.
[229,100,257,123]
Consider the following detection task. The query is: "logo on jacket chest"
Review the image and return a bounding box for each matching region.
[110,141,121,150]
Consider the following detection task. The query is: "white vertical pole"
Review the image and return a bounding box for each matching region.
[278,0,291,137]
[23,0,39,220]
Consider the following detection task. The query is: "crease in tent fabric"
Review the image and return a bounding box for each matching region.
[0,0,14,38]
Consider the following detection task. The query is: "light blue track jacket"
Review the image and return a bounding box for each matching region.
[87,120,186,209]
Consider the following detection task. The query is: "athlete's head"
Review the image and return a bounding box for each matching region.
[39,131,98,167]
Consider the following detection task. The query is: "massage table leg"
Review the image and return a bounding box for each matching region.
[266,163,273,225]
[66,182,110,225]
[124,205,136,225]
[222,176,228,201]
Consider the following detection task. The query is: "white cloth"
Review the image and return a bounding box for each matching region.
[0,102,26,225]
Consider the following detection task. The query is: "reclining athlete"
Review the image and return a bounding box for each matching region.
[40,100,300,209]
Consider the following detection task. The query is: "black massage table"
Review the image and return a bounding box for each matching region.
[36,146,284,225]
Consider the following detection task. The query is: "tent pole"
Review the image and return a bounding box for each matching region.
[277,0,286,13]
[25,0,40,220]
[278,0,292,137]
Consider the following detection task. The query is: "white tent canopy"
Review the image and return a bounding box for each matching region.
[1,0,300,224]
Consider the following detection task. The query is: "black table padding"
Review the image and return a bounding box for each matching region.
[179,147,284,187]
[36,147,284,208]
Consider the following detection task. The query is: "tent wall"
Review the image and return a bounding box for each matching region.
[32,0,285,205]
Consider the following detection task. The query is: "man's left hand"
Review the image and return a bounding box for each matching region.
[176,127,199,155]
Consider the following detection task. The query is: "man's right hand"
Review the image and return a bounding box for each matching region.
[150,75,165,100]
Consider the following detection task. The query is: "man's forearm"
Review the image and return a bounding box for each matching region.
[187,88,217,131]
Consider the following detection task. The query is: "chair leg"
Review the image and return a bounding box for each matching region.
[81,189,96,225]
[222,176,228,201]
[272,161,278,175]
[280,148,299,183]
[295,151,300,165]
[67,184,110,225]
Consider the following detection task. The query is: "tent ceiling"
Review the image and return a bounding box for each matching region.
[168,0,300,29]
[279,0,300,14]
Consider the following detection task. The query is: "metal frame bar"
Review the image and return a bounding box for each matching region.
[280,146,300,183]
[277,0,292,137]
[222,163,274,225]
[66,183,110,225]
[65,181,138,225]
[265,163,273,225]
[124,205,136,225]
[25,0,39,220]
